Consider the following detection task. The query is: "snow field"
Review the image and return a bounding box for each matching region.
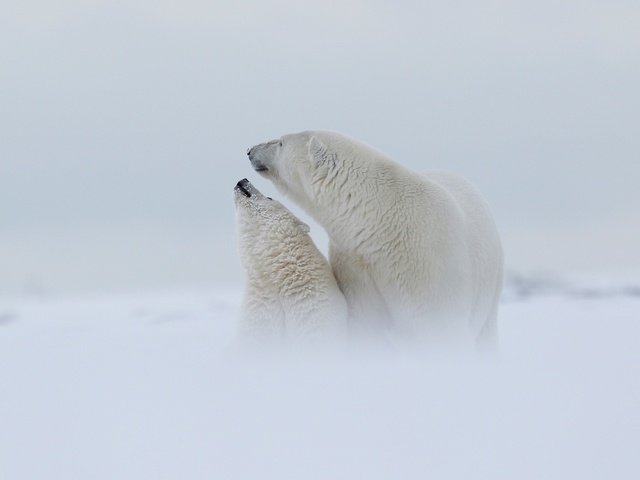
[1,283,639,479]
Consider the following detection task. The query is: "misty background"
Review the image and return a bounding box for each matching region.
[2,0,639,295]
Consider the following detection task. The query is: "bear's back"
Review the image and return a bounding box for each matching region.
[422,171,503,339]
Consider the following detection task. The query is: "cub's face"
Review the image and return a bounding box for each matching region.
[233,178,309,241]
[246,132,338,210]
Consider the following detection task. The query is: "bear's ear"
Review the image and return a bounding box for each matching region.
[308,136,337,167]
[290,214,310,234]
[298,221,310,234]
[308,136,326,159]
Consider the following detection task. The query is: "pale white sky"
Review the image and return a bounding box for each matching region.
[1,1,639,294]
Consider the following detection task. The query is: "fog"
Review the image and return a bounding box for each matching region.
[2,282,639,478]
[2,1,639,294]
[3,6,639,477]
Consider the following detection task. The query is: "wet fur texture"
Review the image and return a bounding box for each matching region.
[234,180,347,347]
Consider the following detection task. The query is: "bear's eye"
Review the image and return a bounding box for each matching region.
[267,197,273,200]
[278,140,283,147]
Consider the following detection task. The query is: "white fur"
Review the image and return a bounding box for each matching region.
[234,179,348,348]
[248,131,504,347]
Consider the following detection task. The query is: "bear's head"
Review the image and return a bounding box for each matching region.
[234,178,310,249]
[246,131,351,215]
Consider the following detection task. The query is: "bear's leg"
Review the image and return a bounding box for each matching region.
[329,244,392,339]
[476,292,500,353]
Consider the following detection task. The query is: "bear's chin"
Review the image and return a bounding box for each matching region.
[235,185,251,198]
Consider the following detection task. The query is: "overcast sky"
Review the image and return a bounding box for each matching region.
[1,1,639,295]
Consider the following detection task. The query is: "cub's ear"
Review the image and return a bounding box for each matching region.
[294,218,310,234]
[308,136,337,167]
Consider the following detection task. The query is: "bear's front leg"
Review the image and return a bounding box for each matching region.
[329,244,392,339]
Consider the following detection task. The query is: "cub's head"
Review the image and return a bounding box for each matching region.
[246,131,347,212]
[234,178,309,245]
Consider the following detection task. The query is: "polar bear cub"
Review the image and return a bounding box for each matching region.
[247,131,503,348]
[233,178,348,347]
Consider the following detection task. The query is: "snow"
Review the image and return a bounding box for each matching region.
[1,279,639,479]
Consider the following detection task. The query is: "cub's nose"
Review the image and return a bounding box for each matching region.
[235,178,251,198]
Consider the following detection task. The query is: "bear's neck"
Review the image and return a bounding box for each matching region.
[243,229,326,299]
[309,167,415,254]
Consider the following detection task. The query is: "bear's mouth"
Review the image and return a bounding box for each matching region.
[249,157,269,173]
[235,179,252,198]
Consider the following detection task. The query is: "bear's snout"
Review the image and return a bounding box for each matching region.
[235,178,252,198]
[247,142,274,173]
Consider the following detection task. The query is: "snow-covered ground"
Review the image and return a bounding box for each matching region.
[1,277,639,479]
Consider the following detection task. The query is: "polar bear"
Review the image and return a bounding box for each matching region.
[233,178,348,347]
[247,131,503,348]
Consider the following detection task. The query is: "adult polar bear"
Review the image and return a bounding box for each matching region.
[247,131,503,348]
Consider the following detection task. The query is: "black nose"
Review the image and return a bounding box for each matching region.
[235,178,251,197]
[246,147,252,156]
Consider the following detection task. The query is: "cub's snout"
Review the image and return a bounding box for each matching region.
[235,178,251,198]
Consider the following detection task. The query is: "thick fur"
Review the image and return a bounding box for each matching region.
[247,131,503,347]
[234,179,348,348]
